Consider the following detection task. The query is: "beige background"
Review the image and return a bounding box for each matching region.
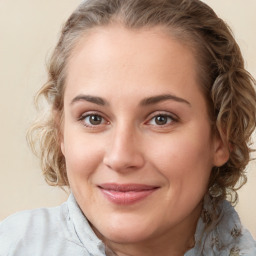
[0,0,255,238]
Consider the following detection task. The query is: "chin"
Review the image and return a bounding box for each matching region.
[94,217,156,244]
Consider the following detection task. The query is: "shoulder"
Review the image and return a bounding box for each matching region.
[0,203,67,234]
[214,199,256,255]
[220,200,256,255]
[0,202,77,255]
[0,198,99,256]
[194,196,256,256]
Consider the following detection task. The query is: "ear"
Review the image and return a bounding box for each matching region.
[212,133,230,167]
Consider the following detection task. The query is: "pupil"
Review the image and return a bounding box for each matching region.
[90,115,102,125]
[155,116,167,125]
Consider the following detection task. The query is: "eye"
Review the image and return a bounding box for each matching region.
[80,114,108,127]
[148,114,176,126]
[86,115,103,125]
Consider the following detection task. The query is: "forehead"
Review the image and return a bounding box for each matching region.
[67,25,197,80]
[64,25,206,107]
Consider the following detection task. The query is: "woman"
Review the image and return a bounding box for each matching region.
[1,0,256,255]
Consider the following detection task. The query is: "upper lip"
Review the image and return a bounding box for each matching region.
[98,183,159,192]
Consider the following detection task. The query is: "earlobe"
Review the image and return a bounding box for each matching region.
[213,135,230,167]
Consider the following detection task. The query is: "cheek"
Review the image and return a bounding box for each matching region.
[62,130,104,180]
[148,127,213,189]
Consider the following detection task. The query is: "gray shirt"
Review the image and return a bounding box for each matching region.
[0,193,255,256]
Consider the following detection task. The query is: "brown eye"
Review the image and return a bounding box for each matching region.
[155,115,169,125]
[147,114,175,126]
[83,114,104,126]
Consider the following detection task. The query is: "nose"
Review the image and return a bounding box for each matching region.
[103,125,145,172]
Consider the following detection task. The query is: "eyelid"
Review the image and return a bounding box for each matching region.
[78,111,110,128]
[146,111,179,121]
[145,111,179,126]
[77,110,179,128]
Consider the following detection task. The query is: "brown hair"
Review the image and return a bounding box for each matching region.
[27,0,256,204]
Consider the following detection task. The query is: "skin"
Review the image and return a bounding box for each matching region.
[60,25,229,256]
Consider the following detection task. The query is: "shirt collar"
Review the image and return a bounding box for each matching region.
[67,193,106,255]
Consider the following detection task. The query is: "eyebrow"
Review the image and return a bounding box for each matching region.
[70,93,191,107]
[70,95,107,106]
[140,94,191,106]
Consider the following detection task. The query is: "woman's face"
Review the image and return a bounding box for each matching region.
[61,25,228,244]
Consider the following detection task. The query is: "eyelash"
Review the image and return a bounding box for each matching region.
[78,112,109,128]
[78,112,178,128]
[146,113,178,127]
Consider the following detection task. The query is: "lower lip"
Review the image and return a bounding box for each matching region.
[99,188,157,205]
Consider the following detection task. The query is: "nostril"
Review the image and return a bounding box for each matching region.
[103,151,145,172]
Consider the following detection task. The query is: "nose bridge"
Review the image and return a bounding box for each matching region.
[103,121,144,171]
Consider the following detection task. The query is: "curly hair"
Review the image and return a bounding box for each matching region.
[27,0,256,204]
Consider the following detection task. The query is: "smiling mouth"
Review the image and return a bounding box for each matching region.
[98,183,159,205]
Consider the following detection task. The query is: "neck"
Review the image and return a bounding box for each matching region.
[102,203,202,256]
[105,233,194,256]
